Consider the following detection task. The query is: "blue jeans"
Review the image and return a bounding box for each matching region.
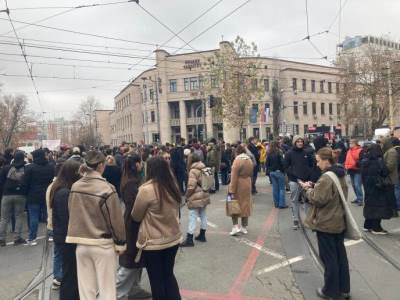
[187,207,207,235]
[270,171,286,208]
[27,203,40,241]
[54,242,63,281]
[350,173,363,203]
[395,184,400,210]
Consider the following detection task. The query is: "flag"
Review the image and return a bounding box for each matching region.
[265,107,270,123]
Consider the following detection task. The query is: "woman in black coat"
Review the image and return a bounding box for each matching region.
[116,154,151,299]
[361,144,392,234]
[50,160,81,300]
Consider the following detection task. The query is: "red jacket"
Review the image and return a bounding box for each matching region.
[344,146,362,170]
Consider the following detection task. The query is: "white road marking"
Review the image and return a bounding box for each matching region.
[236,237,286,260]
[344,239,364,247]
[256,256,305,275]
[196,218,218,228]
[6,235,46,246]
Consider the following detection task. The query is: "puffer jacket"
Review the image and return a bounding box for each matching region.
[185,162,210,209]
[305,165,348,234]
[382,138,399,185]
[344,145,362,171]
[131,180,182,251]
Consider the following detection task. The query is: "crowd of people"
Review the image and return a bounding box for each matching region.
[0,127,399,300]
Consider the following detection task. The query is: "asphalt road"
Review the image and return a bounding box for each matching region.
[1,173,400,300]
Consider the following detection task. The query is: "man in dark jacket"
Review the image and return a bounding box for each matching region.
[206,138,220,193]
[284,135,314,229]
[23,149,55,245]
[248,137,260,194]
[0,151,27,246]
[170,143,187,195]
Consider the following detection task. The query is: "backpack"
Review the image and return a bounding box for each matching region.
[6,166,25,191]
[200,167,214,192]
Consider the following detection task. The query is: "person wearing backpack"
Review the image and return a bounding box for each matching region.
[0,151,27,246]
[181,154,211,247]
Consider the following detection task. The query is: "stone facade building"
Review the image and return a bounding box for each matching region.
[110,41,343,145]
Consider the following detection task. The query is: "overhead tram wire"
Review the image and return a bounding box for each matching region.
[2,0,44,113]
[128,0,224,70]
[0,73,130,83]
[327,0,349,32]
[6,0,138,11]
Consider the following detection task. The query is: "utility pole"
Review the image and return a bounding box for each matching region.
[387,61,395,131]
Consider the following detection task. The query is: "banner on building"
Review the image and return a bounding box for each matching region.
[250,106,258,124]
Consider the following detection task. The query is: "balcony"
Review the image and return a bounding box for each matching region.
[170,119,180,126]
[186,117,203,125]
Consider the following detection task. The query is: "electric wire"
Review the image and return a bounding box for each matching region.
[6,0,137,11]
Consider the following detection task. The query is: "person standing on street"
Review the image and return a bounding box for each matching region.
[50,160,81,300]
[0,151,27,246]
[247,137,260,194]
[344,139,364,206]
[116,154,151,300]
[66,151,126,300]
[228,144,254,236]
[131,156,182,300]
[23,149,55,246]
[206,138,220,193]
[300,147,350,300]
[220,143,232,185]
[266,141,287,209]
[284,135,314,229]
[102,155,122,198]
[382,137,399,217]
[181,154,210,247]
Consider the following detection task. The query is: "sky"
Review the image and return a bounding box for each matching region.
[0,0,399,120]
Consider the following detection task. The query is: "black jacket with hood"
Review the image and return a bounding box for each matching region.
[284,136,314,182]
[0,151,26,196]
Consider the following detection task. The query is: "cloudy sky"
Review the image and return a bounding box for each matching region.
[0,0,398,119]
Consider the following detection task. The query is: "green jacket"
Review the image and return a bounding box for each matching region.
[206,143,219,169]
[383,138,399,185]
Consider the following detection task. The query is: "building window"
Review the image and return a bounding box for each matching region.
[304,124,308,134]
[302,79,306,92]
[336,82,340,94]
[211,75,218,88]
[337,103,341,116]
[295,124,299,135]
[303,102,308,115]
[199,76,204,89]
[293,101,298,115]
[292,78,297,91]
[329,103,333,115]
[321,103,325,115]
[150,111,155,123]
[169,79,177,92]
[311,80,316,93]
[251,79,258,90]
[312,102,317,115]
[320,81,324,93]
[184,78,190,91]
[190,77,199,90]
[149,89,154,101]
[264,79,269,92]
[328,82,332,94]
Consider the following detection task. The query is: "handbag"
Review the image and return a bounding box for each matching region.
[325,172,362,240]
[226,194,241,216]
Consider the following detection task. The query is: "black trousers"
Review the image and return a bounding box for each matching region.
[143,245,181,300]
[60,243,80,300]
[364,219,382,231]
[214,169,220,191]
[317,231,350,298]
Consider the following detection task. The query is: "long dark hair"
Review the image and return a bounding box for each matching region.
[50,160,81,209]
[146,156,181,205]
[120,154,142,193]
[268,141,281,155]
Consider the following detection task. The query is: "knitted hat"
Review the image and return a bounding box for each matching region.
[85,150,105,166]
[292,135,304,144]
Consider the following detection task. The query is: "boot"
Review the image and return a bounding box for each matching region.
[180,233,194,247]
[195,229,207,242]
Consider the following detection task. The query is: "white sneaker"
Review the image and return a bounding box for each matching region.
[230,226,241,236]
[24,239,38,246]
[240,227,248,234]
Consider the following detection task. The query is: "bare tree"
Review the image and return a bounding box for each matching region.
[271,80,281,137]
[337,44,400,137]
[0,94,29,151]
[204,36,264,140]
[74,96,101,147]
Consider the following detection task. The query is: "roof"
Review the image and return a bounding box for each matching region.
[114,68,155,99]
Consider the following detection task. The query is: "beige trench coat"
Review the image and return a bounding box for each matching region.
[228,153,253,217]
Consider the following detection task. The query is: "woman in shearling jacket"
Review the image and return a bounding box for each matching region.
[300,147,350,300]
[181,153,210,247]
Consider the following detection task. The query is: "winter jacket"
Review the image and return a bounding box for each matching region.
[22,158,55,205]
[68,155,85,164]
[131,180,182,251]
[0,162,26,196]
[283,146,314,182]
[383,138,399,185]
[248,143,260,166]
[266,151,285,173]
[114,152,124,169]
[361,156,393,220]
[185,162,210,209]
[52,187,71,244]
[305,165,347,234]
[220,150,232,172]
[66,170,126,252]
[171,146,187,177]
[119,176,143,269]
[259,145,267,164]
[344,146,362,172]
[102,164,122,197]
[206,143,219,168]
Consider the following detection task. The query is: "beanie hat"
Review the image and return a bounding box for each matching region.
[292,135,304,144]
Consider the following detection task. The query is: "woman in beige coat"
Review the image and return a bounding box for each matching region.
[228,144,254,236]
[181,154,211,247]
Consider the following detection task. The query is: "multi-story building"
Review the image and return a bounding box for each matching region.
[111,41,343,145]
[94,110,113,146]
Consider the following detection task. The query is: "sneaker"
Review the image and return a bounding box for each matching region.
[371,229,388,235]
[52,279,61,290]
[0,240,6,247]
[13,238,26,246]
[316,288,331,299]
[48,236,53,242]
[240,227,248,234]
[351,199,359,204]
[279,205,289,209]
[128,288,152,299]
[24,239,38,246]
[230,226,241,236]
[362,228,371,232]
[293,220,300,230]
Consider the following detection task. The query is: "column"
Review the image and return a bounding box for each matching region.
[205,100,213,140]
[179,100,187,142]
